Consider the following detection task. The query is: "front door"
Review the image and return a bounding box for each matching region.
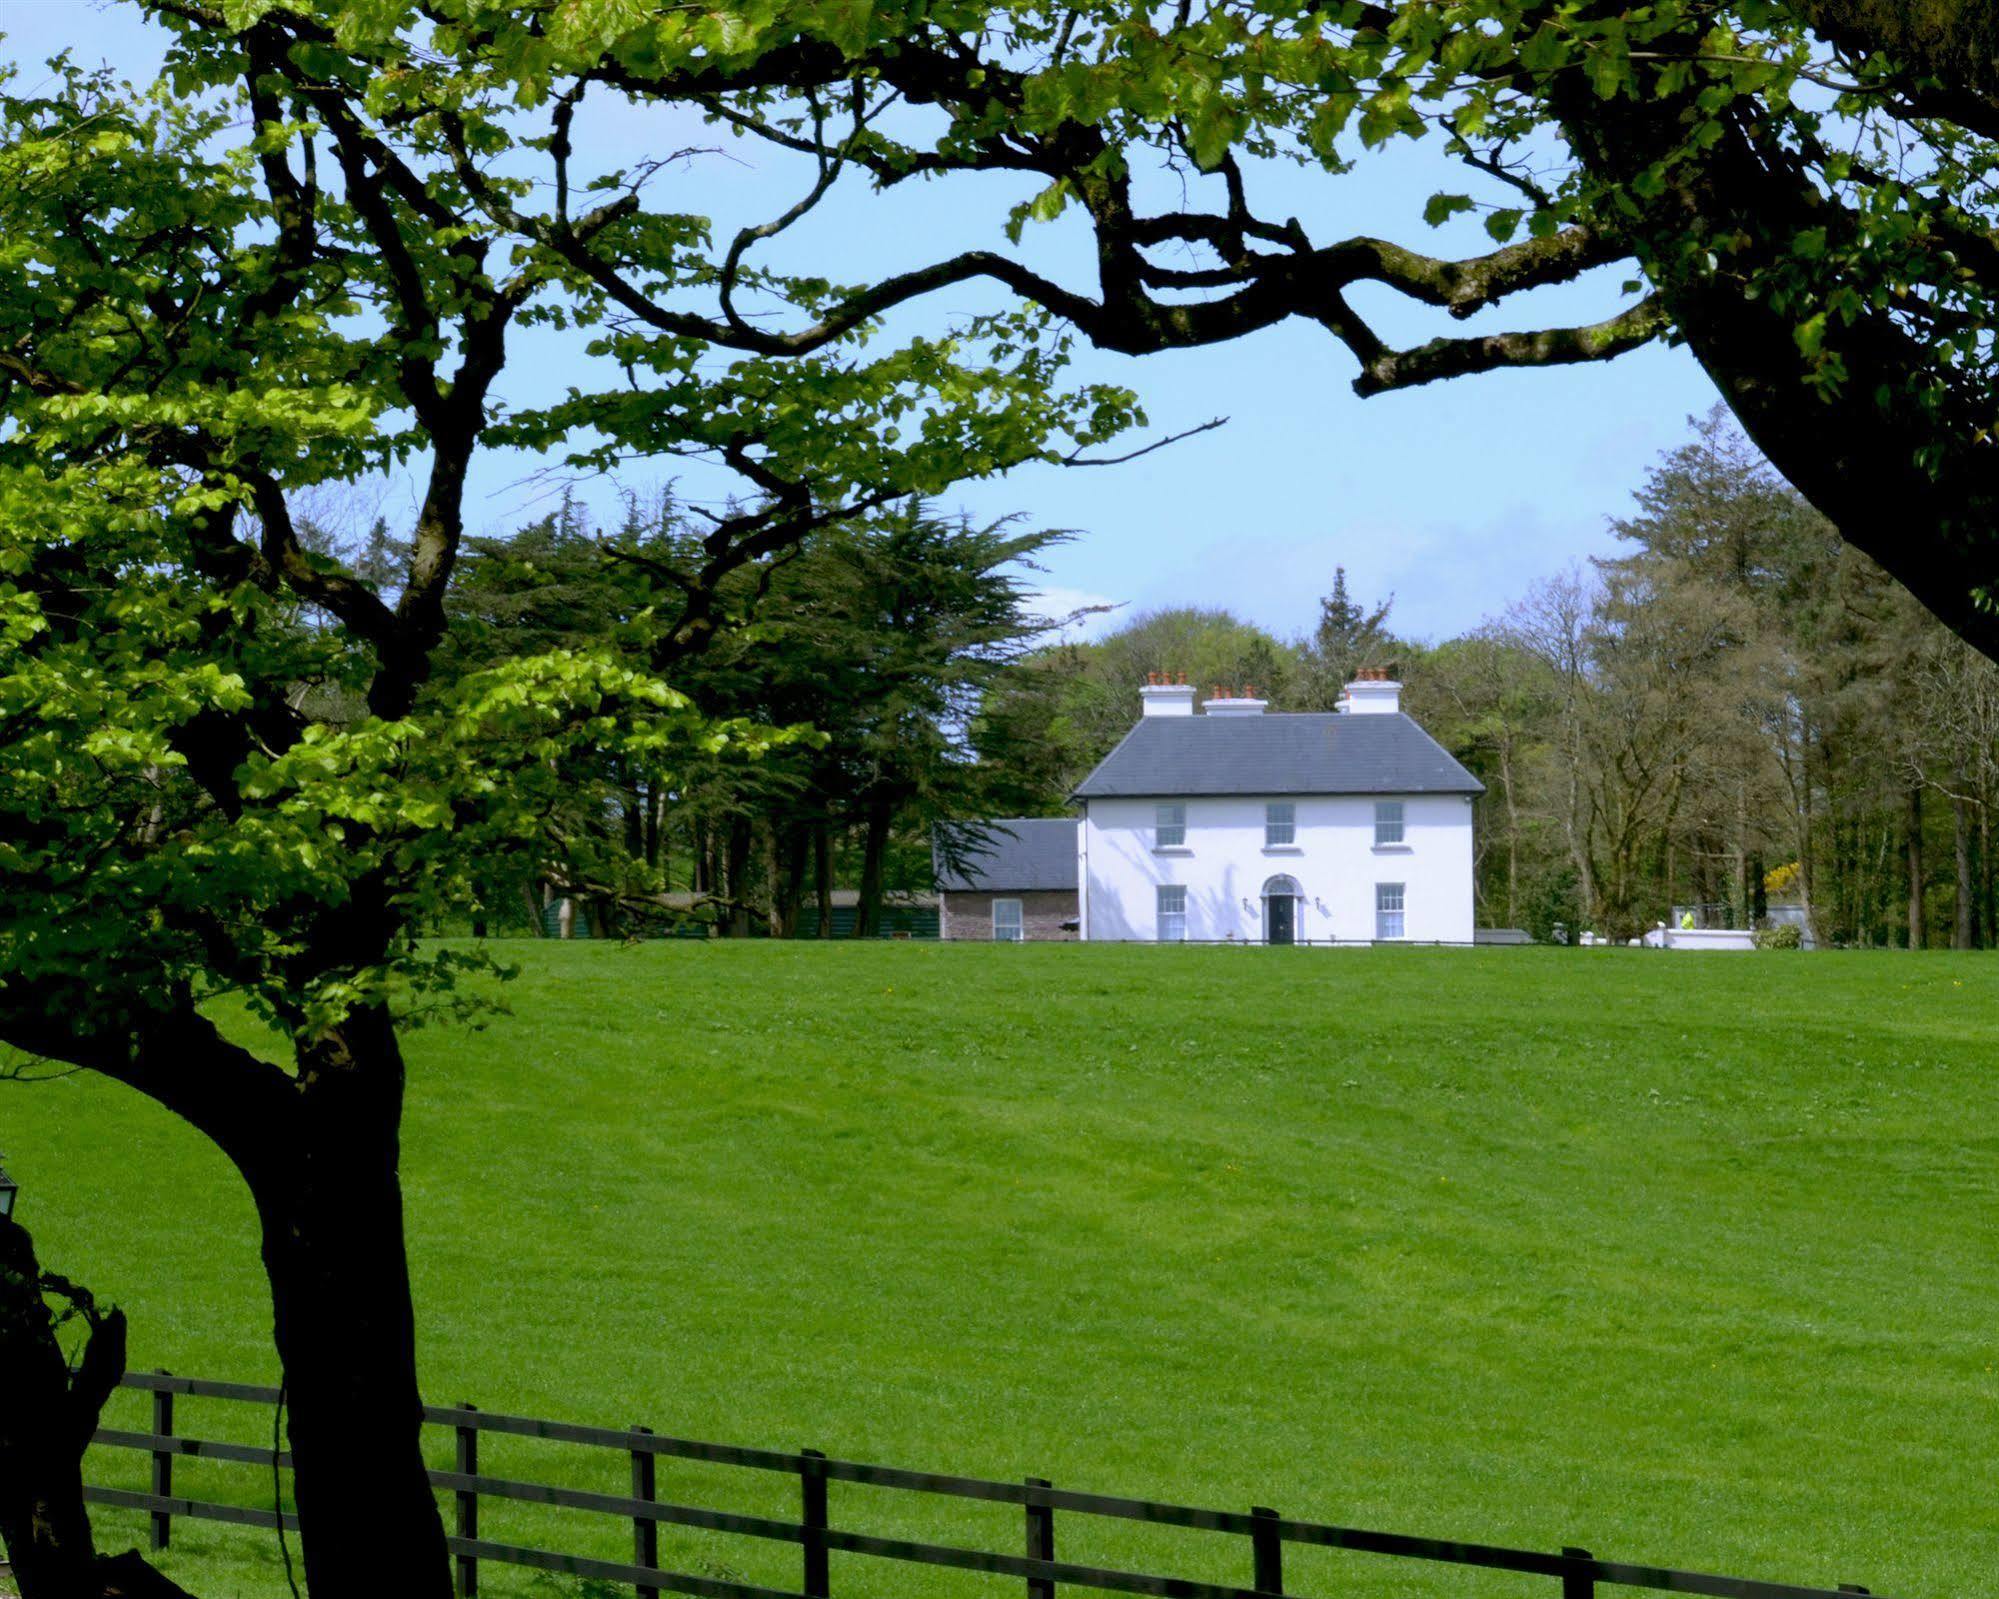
[1266,894,1296,945]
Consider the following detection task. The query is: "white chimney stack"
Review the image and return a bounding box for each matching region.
[1202,685,1268,717]
[1139,672,1197,717]
[1341,666,1401,715]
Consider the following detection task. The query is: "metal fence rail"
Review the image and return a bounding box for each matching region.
[83,1372,1884,1599]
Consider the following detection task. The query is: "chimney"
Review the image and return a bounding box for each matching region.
[1204,683,1268,717]
[1139,671,1197,717]
[1340,664,1401,715]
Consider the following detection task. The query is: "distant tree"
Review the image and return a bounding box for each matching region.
[758,503,1082,936]
[1298,568,1397,709]
[428,496,1086,939]
[1026,608,1306,788]
[1418,409,1999,948]
[1417,631,1557,930]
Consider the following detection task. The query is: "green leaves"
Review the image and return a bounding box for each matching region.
[1423,193,1475,227]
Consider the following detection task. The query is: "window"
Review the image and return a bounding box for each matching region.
[1157,885,1188,942]
[1155,802,1187,849]
[1265,802,1296,847]
[1376,882,1406,941]
[1374,800,1405,846]
[992,899,1024,943]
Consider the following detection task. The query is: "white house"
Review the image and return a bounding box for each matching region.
[1071,670,1482,944]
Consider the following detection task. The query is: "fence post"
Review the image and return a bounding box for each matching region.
[800,1448,830,1599]
[632,1425,658,1599]
[1563,1546,1595,1599]
[455,1403,479,1599]
[149,1373,173,1551]
[1250,1506,1283,1595]
[1024,1476,1055,1599]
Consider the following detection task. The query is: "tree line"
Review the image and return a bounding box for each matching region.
[361,492,1080,940]
[438,409,1999,954]
[999,409,1999,949]
[1428,411,1999,950]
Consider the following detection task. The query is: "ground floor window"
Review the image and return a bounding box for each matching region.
[992,898,1024,942]
[1157,885,1188,942]
[1375,882,1405,940]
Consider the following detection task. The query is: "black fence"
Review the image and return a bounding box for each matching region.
[83,1372,1887,1599]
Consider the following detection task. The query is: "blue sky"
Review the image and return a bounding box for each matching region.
[3,5,1723,644]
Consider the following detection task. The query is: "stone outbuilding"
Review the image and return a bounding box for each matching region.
[933,818,1080,941]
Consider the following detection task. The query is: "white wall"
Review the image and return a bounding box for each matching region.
[1080,794,1475,944]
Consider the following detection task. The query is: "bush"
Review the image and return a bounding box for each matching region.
[1756,923,1803,950]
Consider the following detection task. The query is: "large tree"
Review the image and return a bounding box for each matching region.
[0,18,1137,1594]
[591,0,1999,658]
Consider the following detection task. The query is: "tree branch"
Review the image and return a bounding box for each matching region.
[1352,296,1671,395]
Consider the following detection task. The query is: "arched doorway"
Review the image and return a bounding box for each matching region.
[1262,875,1303,945]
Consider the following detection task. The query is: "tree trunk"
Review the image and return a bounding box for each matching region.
[813,823,834,938]
[1907,783,1927,949]
[776,825,808,939]
[724,817,754,938]
[1732,780,1750,928]
[623,780,644,859]
[693,823,713,896]
[1953,761,1976,948]
[1799,717,1819,944]
[1981,770,1994,946]
[854,800,894,938]
[248,1010,452,1599]
[0,1221,198,1599]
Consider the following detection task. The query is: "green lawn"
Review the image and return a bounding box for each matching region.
[7,944,1998,1599]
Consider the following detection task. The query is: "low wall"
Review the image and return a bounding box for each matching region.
[1640,926,1757,951]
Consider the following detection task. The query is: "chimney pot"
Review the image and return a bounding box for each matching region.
[1138,675,1198,717]
[1202,685,1269,717]
[1342,669,1402,714]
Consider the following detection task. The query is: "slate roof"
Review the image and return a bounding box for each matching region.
[932,817,1079,892]
[1071,713,1484,799]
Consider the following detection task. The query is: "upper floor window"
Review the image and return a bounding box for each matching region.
[1157,885,1188,942]
[1374,800,1405,846]
[1376,882,1406,940]
[1265,802,1296,847]
[1155,802,1187,849]
[992,898,1024,943]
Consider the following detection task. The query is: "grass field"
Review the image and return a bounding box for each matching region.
[6,943,1998,1599]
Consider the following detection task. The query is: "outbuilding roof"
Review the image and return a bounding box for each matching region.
[1071,712,1484,799]
[932,817,1079,892]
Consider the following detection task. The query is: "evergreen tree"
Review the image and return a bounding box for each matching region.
[1299,568,1397,708]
